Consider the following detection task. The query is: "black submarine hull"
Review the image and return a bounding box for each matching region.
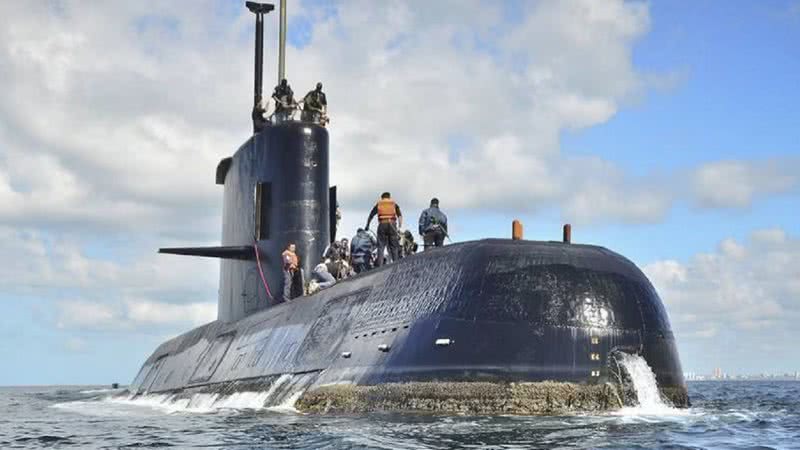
[130,238,688,413]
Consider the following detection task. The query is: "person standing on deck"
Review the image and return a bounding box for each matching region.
[365,192,402,266]
[281,243,300,301]
[418,197,448,249]
[350,228,376,274]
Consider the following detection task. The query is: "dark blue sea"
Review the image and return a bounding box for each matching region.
[1,381,798,449]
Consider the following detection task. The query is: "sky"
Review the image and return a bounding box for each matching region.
[0,0,799,385]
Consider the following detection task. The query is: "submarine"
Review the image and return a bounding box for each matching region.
[127,1,688,414]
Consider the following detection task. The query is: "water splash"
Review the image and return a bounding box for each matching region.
[614,353,687,416]
[54,374,310,416]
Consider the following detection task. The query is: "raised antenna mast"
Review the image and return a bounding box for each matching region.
[278,0,286,83]
[246,1,275,132]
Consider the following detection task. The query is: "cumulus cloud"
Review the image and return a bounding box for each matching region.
[0,0,680,236]
[56,298,216,331]
[1,1,794,237]
[0,225,218,335]
[690,158,800,209]
[0,226,217,299]
[644,228,800,369]
[560,157,672,223]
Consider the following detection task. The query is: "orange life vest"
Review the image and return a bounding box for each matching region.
[282,249,299,271]
[377,198,397,222]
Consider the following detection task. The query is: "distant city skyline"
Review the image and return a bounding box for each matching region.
[685,370,800,381]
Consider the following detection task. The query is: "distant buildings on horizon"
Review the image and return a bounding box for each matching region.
[684,369,800,381]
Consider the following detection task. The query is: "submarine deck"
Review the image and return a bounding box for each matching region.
[129,238,686,411]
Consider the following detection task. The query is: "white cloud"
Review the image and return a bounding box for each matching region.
[56,300,117,330]
[125,299,216,326]
[0,226,217,298]
[644,228,800,369]
[1,1,795,239]
[690,159,800,209]
[55,298,215,331]
[0,0,683,234]
[560,157,672,223]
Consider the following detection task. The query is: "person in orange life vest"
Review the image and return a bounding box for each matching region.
[365,192,403,266]
[281,243,300,301]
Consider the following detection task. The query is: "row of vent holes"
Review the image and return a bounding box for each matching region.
[354,324,409,339]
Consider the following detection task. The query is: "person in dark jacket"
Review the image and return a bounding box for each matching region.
[252,98,269,132]
[418,197,448,250]
[350,228,377,274]
[272,78,296,122]
[366,192,403,266]
[301,82,328,124]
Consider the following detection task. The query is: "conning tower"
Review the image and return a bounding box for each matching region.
[160,1,333,322]
[214,123,330,321]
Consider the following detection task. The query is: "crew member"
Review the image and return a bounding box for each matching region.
[301,82,328,125]
[338,238,350,263]
[323,239,350,279]
[365,192,402,266]
[400,230,418,257]
[418,197,448,249]
[272,78,296,123]
[350,228,376,274]
[252,97,269,132]
[281,243,300,301]
[312,258,337,290]
[323,240,345,262]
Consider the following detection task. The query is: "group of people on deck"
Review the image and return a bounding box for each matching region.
[280,194,448,302]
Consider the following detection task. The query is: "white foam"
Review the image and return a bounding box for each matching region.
[266,389,305,413]
[613,353,688,417]
[53,374,309,416]
[79,388,124,394]
[213,391,271,410]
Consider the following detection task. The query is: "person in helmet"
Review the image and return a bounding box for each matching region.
[272,78,296,122]
[301,82,328,125]
[418,197,448,249]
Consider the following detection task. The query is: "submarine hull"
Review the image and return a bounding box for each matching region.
[130,239,688,414]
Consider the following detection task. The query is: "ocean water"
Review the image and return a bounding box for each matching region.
[1,381,798,449]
